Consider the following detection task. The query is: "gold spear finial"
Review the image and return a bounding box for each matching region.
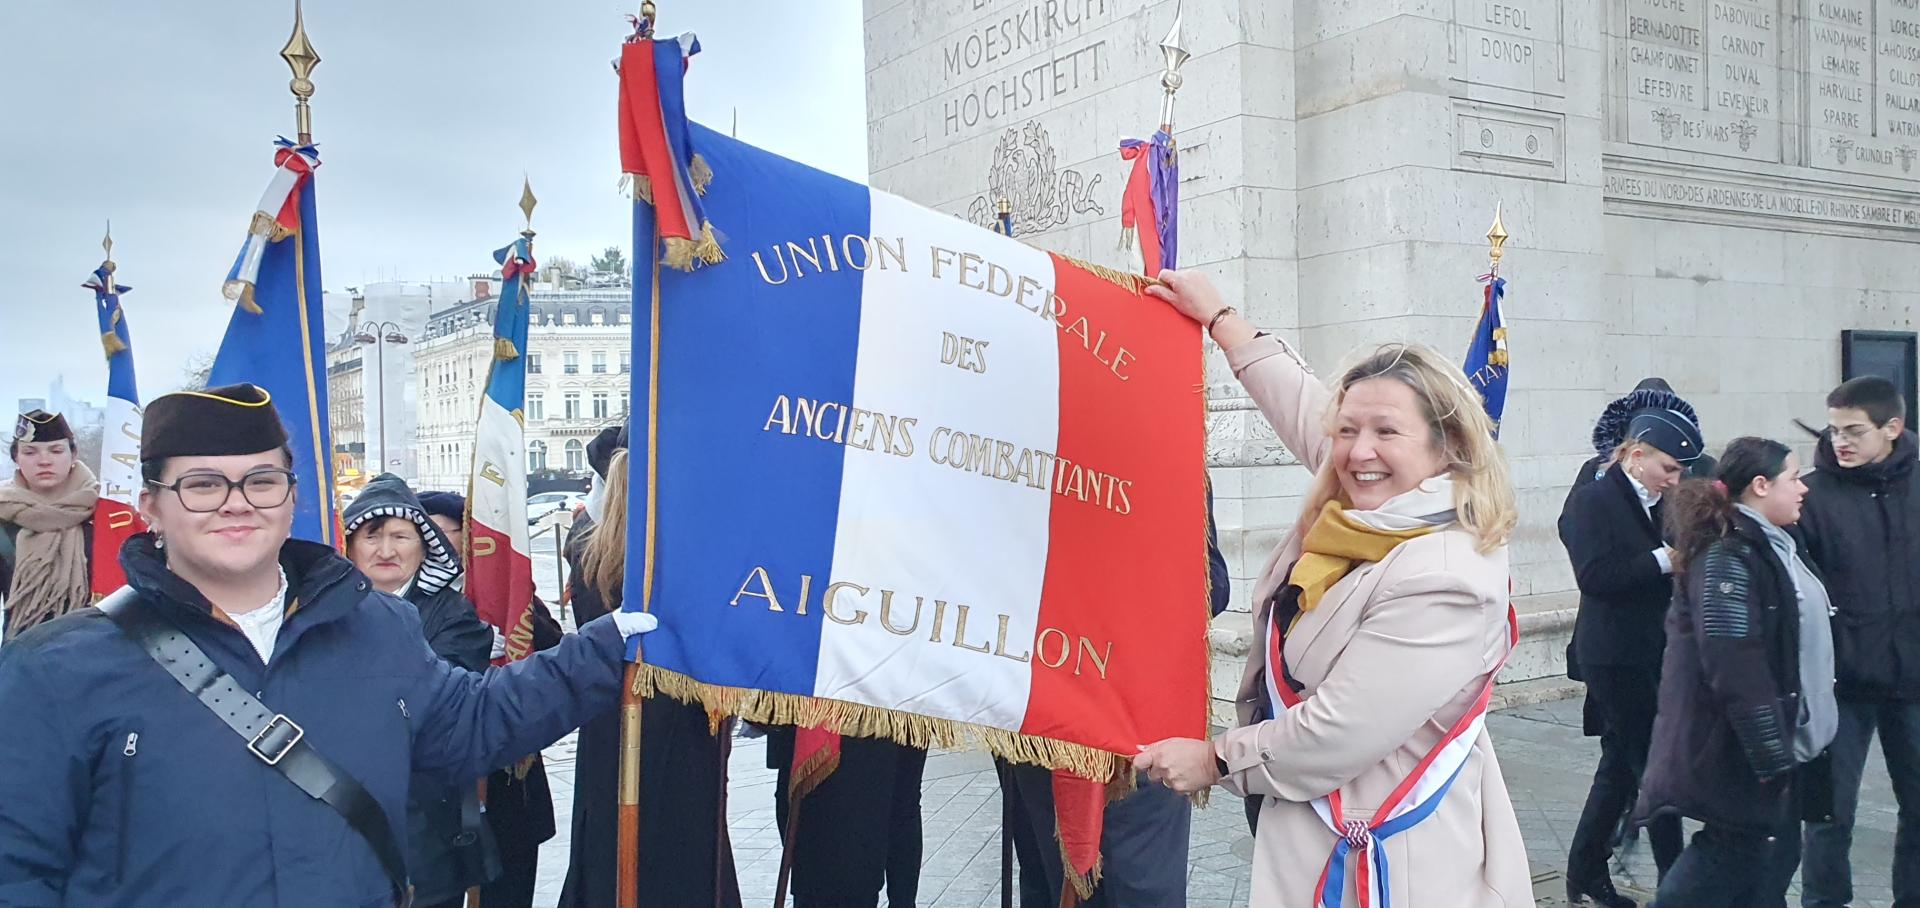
[519,177,539,238]
[1486,204,1509,270]
[640,1,658,37]
[101,221,115,272]
[281,0,321,143]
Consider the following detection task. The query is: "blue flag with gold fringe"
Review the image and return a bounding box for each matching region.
[1463,275,1509,436]
[209,138,337,546]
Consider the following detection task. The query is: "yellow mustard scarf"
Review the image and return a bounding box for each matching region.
[1286,500,1438,614]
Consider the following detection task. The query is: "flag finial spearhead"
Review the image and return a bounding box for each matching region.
[101,221,115,273]
[1486,205,1509,269]
[1158,5,1190,131]
[281,0,321,143]
[519,177,539,238]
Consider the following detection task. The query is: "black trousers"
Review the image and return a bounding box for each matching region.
[772,733,928,908]
[998,761,1191,908]
[1569,665,1684,885]
[1650,818,1801,908]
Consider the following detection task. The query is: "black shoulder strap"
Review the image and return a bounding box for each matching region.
[96,587,413,907]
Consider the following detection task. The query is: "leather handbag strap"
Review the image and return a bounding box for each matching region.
[96,587,413,907]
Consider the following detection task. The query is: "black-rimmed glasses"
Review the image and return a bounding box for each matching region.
[148,469,297,513]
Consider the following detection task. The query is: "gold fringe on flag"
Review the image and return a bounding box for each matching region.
[235,285,264,316]
[1054,253,1149,295]
[1056,818,1104,900]
[493,337,521,361]
[100,331,127,358]
[659,222,726,272]
[631,664,1135,783]
[689,153,713,196]
[622,173,656,205]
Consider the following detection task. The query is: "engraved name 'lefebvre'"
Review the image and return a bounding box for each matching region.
[751,235,1137,382]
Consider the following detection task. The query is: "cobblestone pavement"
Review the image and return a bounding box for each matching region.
[525,698,1901,908]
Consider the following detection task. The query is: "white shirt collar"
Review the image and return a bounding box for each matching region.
[225,567,289,665]
[1625,469,1661,511]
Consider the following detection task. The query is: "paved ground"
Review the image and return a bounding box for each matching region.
[520,695,1904,907]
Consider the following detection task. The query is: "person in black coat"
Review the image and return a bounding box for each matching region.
[558,440,743,908]
[1794,377,1920,908]
[1636,437,1838,907]
[344,474,499,908]
[0,383,657,908]
[419,490,565,908]
[1560,389,1705,905]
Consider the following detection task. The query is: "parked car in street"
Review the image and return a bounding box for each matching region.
[527,490,586,525]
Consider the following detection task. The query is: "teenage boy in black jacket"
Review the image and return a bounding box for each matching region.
[1797,376,1920,908]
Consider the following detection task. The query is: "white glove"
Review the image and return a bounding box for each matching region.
[490,628,508,660]
[612,610,659,638]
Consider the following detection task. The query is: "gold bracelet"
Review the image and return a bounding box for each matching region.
[1206,306,1237,332]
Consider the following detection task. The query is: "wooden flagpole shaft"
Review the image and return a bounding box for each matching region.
[617,663,645,908]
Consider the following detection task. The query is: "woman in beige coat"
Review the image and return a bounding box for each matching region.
[1136,271,1535,908]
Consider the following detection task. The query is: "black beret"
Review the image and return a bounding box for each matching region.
[141,383,290,461]
[13,410,73,446]
[416,491,466,521]
[587,423,629,479]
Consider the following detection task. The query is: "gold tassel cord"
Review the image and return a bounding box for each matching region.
[493,337,521,361]
[630,174,656,205]
[631,664,1134,784]
[236,285,264,316]
[688,153,713,196]
[691,221,725,266]
[100,332,127,358]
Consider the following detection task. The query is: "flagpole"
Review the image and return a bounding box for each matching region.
[619,7,660,906]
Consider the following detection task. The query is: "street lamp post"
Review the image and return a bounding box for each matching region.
[355,321,409,473]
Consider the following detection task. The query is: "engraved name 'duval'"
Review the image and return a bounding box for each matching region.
[731,566,1117,680]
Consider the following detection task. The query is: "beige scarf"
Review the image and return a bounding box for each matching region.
[0,462,99,635]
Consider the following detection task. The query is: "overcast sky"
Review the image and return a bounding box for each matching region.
[0,0,866,409]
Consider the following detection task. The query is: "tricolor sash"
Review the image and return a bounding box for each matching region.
[1264,592,1519,908]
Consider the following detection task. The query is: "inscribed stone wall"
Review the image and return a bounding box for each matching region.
[867,0,1920,714]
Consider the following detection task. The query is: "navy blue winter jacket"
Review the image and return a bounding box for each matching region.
[0,534,628,907]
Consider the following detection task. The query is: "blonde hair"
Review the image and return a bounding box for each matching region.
[1294,343,1517,554]
[578,449,630,605]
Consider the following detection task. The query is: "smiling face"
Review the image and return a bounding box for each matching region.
[1331,377,1449,511]
[138,451,296,587]
[12,439,76,494]
[347,516,426,594]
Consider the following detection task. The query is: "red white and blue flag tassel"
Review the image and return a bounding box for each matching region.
[467,235,538,665]
[84,248,142,598]
[222,138,320,314]
[618,26,720,271]
[1118,130,1179,273]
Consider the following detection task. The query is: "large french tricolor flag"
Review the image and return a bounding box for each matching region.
[467,236,538,664]
[85,258,142,597]
[627,121,1211,774]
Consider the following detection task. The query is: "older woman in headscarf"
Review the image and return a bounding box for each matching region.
[0,410,99,640]
[343,473,498,908]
